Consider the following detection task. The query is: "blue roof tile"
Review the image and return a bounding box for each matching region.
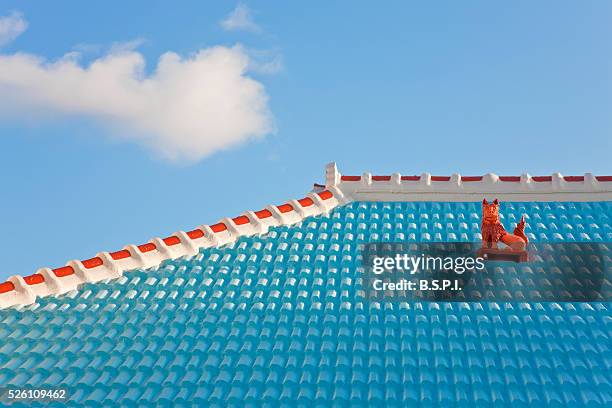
[0,201,611,406]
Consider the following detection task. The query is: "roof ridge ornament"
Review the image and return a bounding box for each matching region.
[479,198,529,262]
[325,162,340,187]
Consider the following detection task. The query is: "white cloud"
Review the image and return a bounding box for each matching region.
[221,4,261,33]
[0,44,274,162]
[0,11,27,47]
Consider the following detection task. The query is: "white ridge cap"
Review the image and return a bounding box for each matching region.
[327,162,612,202]
[0,185,342,309]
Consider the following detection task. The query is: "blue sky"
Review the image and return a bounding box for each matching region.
[0,1,610,279]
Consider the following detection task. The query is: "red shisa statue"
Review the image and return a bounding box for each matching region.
[479,198,529,262]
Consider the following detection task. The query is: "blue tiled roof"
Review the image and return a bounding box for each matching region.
[0,201,611,406]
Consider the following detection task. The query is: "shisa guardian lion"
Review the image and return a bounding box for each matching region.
[481,198,528,251]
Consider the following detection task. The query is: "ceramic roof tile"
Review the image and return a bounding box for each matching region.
[0,200,610,405]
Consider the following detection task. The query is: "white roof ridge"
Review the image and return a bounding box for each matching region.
[325,163,612,202]
[0,189,341,309]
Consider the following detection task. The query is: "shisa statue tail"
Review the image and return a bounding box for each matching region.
[513,216,528,244]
